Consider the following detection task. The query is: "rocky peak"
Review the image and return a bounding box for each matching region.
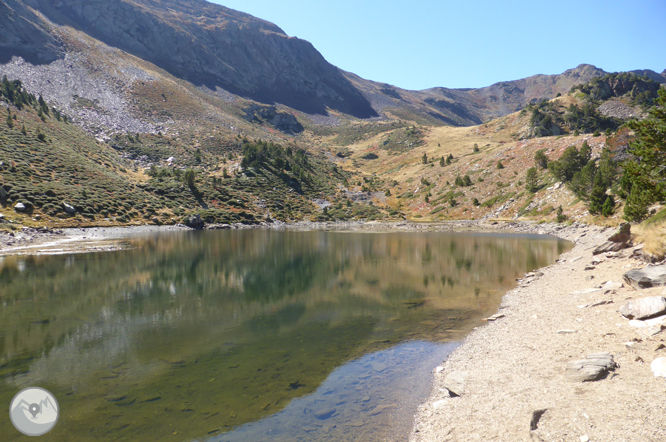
[11,0,378,118]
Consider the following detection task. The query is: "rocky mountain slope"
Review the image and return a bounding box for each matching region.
[2,0,663,129]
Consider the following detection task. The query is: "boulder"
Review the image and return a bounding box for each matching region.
[566,353,617,382]
[623,266,666,289]
[609,223,631,243]
[14,202,26,212]
[185,214,205,230]
[63,202,77,214]
[619,296,666,320]
[593,240,630,255]
[593,223,632,255]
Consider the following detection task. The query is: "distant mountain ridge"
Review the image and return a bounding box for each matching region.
[0,0,663,127]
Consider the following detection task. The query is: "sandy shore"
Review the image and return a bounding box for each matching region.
[411,225,666,442]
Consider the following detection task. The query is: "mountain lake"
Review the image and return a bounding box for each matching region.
[0,229,572,441]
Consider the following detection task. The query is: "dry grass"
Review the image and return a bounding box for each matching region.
[634,212,666,259]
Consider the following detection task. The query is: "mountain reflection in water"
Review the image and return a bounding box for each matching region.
[0,230,571,442]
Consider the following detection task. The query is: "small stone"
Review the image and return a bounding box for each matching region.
[442,371,467,397]
[63,202,77,213]
[580,435,590,442]
[557,330,578,334]
[651,357,666,378]
[484,313,505,321]
[603,281,623,290]
[14,202,26,212]
[432,399,448,409]
[570,288,604,296]
[637,326,664,338]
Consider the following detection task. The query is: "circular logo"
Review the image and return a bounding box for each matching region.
[9,387,59,436]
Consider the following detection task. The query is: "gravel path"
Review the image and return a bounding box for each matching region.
[411,225,666,442]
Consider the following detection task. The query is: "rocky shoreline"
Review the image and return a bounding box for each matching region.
[410,224,666,442]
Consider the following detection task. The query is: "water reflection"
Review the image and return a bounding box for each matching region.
[0,230,571,441]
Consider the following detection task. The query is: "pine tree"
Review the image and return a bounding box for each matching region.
[534,149,549,169]
[422,153,428,164]
[525,167,538,192]
[6,112,13,128]
[440,156,445,167]
[622,88,666,221]
[588,172,607,214]
[601,196,615,217]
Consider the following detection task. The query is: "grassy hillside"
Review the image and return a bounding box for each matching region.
[1,69,663,230]
[0,79,398,228]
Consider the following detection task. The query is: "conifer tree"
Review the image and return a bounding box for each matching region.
[623,88,666,221]
[525,167,538,192]
[589,172,607,214]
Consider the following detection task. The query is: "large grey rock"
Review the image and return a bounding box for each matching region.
[620,296,666,320]
[624,266,666,289]
[14,202,26,212]
[609,223,631,243]
[593,224,632,255]
[63,202,77,213]
[185,214,205,230]
[593,241,630,255]
[566,353,617,382]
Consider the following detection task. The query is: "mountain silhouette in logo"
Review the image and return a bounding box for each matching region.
[11,395,58,426]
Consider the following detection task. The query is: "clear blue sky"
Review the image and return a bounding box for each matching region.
[210,0,666,91]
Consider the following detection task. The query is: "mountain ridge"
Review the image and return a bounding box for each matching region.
[2,0,663,128]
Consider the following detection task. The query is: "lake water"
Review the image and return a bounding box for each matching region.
[0,230,571,441]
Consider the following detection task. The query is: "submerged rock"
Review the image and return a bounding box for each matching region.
[620,296,666,320]
[314,408,336,420]
[624,266,666,289]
